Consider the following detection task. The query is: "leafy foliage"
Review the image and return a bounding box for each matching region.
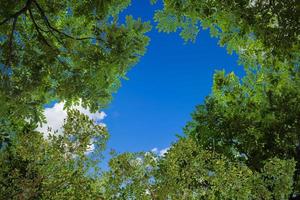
[0,0,150,123]
[154,0,300,65]
[0,1,151,198]
[103,138,296,199]
[101,152,158,199]
[186,66,300,169]
[157,138,296,200]
[150,1,300,199]
[1,0,299,199]
[0,110,108,199]
[181,63,300,197]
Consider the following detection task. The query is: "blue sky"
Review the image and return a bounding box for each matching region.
[102,0,244,154]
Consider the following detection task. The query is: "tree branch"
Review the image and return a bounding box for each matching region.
[0,0,32,26]
[33,1,94,41]
[28,8,51,47]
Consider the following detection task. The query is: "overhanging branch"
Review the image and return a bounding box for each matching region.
[33,1,94,41]
[28,8,51,47]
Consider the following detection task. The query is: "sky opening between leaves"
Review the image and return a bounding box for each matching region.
[44,0,245,156]
[103,0,244,154]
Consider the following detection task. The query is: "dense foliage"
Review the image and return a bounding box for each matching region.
[103,0,300,199]
[0,110,108,199]
[182,66,300,198]
[154,0,300,64]
[1,0,299,199]
[0,0,150,199]
[102,137,297,199]
[138,0,300,199]
[0,0,150,123]
[158,138,296,199]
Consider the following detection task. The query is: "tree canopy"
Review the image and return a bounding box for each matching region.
[181,66,300,198]
[0,0,150,123]
[147,0,299,198]
[0,0,151,199]
[0,109,108,199]
[0,0,300,199]
[154,0,300,67]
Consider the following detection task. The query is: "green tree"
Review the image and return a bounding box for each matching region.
[101,151,158,199]
[102,136,297,199]
[182,65,300,198]
[100,1,300,198]
[186,66,300,168]
[0,1,151,199]
[0,109,108,199]
[157,138,296,200]
[154,0,300,66]
[1,1,300,199]
[0,0,150,123]
[150,1,300,199]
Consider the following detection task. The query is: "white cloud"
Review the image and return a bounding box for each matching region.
[159,147,169,157]
[36,101,106,138]
[151,147,170,157]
